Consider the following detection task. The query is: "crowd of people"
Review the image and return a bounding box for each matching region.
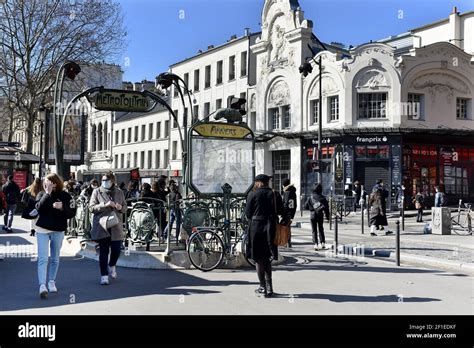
[0,169,450,300]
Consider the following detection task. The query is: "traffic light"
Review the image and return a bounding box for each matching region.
[64,61,81,80]
[299,62,313,77]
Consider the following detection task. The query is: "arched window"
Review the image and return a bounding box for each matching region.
[98,123,103,151]
[91,124,97,152]
[104,121,108,150]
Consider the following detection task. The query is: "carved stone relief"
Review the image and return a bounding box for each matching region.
[410,73,471,104]
[268,80,290,107]
[356,70,389,89]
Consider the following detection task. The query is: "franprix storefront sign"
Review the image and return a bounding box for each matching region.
[189,122,255,196]
[87,89,155,113]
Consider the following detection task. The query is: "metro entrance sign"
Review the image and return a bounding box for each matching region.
[86,89,157,113]
[188,122,255,196]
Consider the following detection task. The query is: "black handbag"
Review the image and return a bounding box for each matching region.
[21,198,38,220]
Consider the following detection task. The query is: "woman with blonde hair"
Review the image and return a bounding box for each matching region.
[21,178,44,236]
[35,173,76,299]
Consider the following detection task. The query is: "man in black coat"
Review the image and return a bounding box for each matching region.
[281,178,297,247]
[2,175,20,233]
[304,183,330,250]
[245,174,283,298]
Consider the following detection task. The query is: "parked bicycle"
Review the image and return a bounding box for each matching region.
[451,203,472,235]
[183,189,254,271]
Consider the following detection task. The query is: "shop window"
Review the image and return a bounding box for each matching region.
[358,93,387,119]
[355,146,366,159]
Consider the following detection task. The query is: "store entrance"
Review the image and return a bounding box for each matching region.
[272,150,291,195]
[355,161,390,192]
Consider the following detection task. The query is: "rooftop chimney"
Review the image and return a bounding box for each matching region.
[244,28,250,36]
[207,45,214,50]
[452,6,458,14]
[449,6,462,48]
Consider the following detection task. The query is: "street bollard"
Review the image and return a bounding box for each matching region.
[329,196,333,231]
[396,220,400,266]
[334,214,339,256]
[361,198,365,234]
[458,199,462,224]
[367,200,371,228]
[401,197,405,231]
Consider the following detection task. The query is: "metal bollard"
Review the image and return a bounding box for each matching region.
[396,220,400,266]
[334,214,338,256]
[361,198,365,234]
[329,197,333,231]
[367,201,371,228]
[401,197,405,231]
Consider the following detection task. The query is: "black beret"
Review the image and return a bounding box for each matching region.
[255,174,271,183]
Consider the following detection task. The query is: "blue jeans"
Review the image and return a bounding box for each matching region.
[4,204,16,228]
[163,209,182,239]
[37,232,64,285]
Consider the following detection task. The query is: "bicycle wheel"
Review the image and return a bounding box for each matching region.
[241,233,256,268]
[187,230,224,271]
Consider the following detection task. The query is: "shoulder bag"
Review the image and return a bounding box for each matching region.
[273,191,290,246]
[99,191,120,229]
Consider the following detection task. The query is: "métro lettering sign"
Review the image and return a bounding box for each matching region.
[87,89,156,113]
[193,123,252,139]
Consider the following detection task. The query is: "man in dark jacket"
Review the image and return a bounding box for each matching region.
[163,182,183,242]
[304,183,330,250]
[281,179,297,248]
[2,175,20,233]
[246,174,283,298]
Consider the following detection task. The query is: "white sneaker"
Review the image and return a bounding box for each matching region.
[47,280,57,293]
[314,243,319,250]
[108,266,117,279]
[39,284,48,299]
[321,243,326,249]
[100,276,109,285]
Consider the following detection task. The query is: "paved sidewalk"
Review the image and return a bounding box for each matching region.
[291,210,473,273]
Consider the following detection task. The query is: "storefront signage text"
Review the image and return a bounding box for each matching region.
[356,136,388,144]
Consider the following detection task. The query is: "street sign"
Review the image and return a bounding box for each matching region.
[0,142,21,147]
[87,89,156,113]
[193,123,252,139]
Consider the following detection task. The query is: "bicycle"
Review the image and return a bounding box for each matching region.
[184,195,254,271]
[451,203,472,235]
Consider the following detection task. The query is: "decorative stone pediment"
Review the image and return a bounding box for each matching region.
[268,80,290,107]
[356,70,389,89]
[310,75,340,97]
[410,72,471,104]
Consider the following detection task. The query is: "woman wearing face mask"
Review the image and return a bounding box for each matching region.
[34,174,76,299]
[89,171,127,285]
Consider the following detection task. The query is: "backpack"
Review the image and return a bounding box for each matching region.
[440,193,447,207]
[311,196,325,213]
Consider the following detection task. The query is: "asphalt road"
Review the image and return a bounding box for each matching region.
[0,219,472,315]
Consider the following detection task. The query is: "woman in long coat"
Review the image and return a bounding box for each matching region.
[89,171,127,285]
[245,174,283,298]
[369,189,388,236]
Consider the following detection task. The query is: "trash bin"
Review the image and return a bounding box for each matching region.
[431,207,451,235]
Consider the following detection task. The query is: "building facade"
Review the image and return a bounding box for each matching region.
[85,0,474,209]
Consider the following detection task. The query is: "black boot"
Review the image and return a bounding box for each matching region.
[265,279,273,298]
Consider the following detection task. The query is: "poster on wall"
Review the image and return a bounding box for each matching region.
[45,111,85,165]
[343,145,353,185]
[391,145,401,186]
[13,170,28,190]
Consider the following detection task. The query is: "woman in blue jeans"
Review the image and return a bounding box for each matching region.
[35,173,76,299]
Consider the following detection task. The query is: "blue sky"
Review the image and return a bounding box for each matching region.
[118,0,474,83]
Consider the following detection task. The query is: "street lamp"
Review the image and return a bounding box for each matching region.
[156,72,196,196]
[52,61,81,179]
[300,42,327,184]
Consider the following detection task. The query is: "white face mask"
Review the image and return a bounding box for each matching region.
[102,181,111,189]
